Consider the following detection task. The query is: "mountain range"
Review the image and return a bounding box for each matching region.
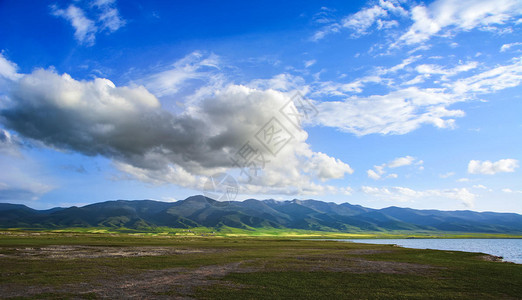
[1,195,522,233]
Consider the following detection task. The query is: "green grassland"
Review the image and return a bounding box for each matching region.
[0,230,521,299]
[6,226,522,238]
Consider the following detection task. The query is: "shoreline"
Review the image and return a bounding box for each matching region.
[318,238,522,264]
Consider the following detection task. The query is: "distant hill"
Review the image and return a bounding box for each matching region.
[1,196,522,233]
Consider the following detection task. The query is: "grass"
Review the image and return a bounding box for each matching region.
[197,271,516,299]
[5,226,522,238]
[196,248,522,299]
[0,230,521,299]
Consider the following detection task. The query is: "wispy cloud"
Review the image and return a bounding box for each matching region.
[139,51,222,98]
[92,0,125,33]
[502,188,522,194]
[500,42,522,52]
[304,60,316,68]
[313,0,522,50]
[304,52,522,136]
[439,172,455,178]
[367,156,422,180]
[396,0,522,46]
[312,0,406,41]
[451,58,522,94]
[314,87,463,135]
[415,61,478,79]
[51,0,125,46]
[51,5,98,45]
[361,185,476,207]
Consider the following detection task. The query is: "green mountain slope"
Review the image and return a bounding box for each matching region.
[1,196,521,233]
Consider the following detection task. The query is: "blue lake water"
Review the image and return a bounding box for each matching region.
[334,239,522,264]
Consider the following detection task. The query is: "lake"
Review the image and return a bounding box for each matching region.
[335,239,522,264]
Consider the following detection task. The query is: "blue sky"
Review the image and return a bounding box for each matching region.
[0,0,521,212]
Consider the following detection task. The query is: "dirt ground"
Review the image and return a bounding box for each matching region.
[0,245,217,259]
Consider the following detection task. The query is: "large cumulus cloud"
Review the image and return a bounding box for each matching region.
[2,69,218,172]
[0,67,353,195]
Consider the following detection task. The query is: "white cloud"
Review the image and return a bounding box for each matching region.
[341,5,388,37]
[403,75,427,86]
[308,54,522,137]
[238,180,340,196]
[339,186,354,195]
[314,0,522,47]
[140,51,222,97]
[439,172,455,178]
[315,87,464,136]
[306,152,354,181]
[397,0,522,46]
[92,0,126,32]
[248,73,307,93]
[304,60,316,68]
[51,1,125,46]
[161,196,179,203]
[113,161,201,188]
[502,188,522,193]
[367,156,421,180]
[51,5,98,45]
[378,0,408,16]
[456,177,470,182]
[311,24,340,41]
[376,55,422,75]
[312,0,407,41]
[415,61,478,79]
[361,185,383,194]
[468,159,519,175]
[388,155,416,168]
[0,56,353,196]
[312,6,336,24]
[0,53,21,81]
[500,42,522,52]
[472,184,488,190]
[443,187,476,207]
[367,169,382,180]
[314,76,383,96]
[451,58,522,94]
[361,185,476,207]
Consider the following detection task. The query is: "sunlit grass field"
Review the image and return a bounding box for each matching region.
[6,226,522,238]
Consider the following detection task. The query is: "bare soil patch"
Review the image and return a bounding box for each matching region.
[84,262,253,299]
[0,245,220,259]
[0,263,249,299]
